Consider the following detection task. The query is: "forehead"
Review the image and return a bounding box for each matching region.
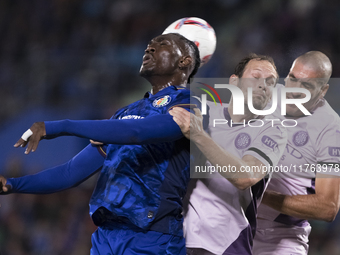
[244,59,277,77]
[149,34,182,46]
[289,60,322,79]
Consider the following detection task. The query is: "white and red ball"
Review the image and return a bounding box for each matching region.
[162,17,216,67]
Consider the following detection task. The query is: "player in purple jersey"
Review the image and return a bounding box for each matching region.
[170,54,288,255]
[0,33,201,255]
[253,51,340,255]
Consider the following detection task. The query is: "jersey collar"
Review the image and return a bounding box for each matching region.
[144,85,186,98]
[223,106,264,127]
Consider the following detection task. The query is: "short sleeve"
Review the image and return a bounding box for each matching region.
[244,124,288,170]
[316,119,340,176]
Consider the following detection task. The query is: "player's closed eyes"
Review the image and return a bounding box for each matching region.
[300,81,316,90]
[288,76,298,83]
[160,40,171,46]
[266,77,276,86]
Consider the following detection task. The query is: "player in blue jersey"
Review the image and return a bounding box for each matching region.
[0,33,200,255]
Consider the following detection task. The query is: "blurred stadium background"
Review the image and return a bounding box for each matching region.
[0,0,340,254]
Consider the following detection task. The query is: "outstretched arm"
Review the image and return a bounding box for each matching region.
[1,143,105,194]
[170,107,273,190]
[15,114,184,154]
[261,175,340,222]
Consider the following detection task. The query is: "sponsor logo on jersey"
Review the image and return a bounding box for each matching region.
[328,147,340,157]
[262,135,279,151]
[235,132,251,149]
[121,115,145,120]
[283,144,303,160]
[293,131,309,147]
[153,95,171,108]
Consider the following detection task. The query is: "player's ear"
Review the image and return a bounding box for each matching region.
[229,74,239,86]
[320,83,329,98]
[179,56,193,70]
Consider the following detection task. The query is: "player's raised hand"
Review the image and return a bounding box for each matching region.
[169,107,204,140]
[14,122,46,154]
[0,175,10,193]
[90,140,104,146]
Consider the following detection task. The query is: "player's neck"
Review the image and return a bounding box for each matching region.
[228,102,259,122]
[148,76,187,95]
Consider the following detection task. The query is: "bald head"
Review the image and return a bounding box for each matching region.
[295,51,332,84]
[285,51,332,117]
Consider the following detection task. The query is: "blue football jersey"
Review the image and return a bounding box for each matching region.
[89,86,193,236]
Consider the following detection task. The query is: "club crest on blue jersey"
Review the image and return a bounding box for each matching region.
[235,132,251,150]
[293,131,309,147]
[152,95,171,108]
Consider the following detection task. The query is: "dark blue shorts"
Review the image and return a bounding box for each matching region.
[90,224,186,255]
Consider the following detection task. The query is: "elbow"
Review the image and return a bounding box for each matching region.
[323,214,336,223]
[316,203,339,222]
[325,216,336,223]
[321,204,338,222]
[232,179,256,190]
[235,185,250,191]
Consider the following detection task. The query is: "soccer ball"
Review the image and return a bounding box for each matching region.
[162,17,216,67]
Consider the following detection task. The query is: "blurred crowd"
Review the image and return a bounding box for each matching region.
[1,0,340,254]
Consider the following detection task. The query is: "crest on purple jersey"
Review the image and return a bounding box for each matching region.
[235,132,251,150]
[293,131,309,147]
